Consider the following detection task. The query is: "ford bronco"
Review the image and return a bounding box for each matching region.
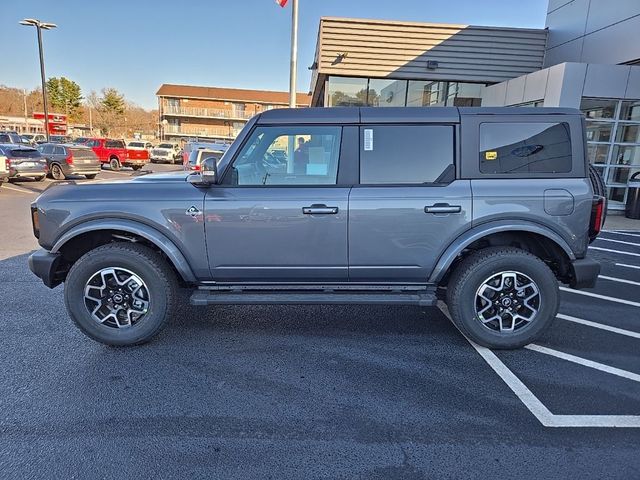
[28,107,605,348]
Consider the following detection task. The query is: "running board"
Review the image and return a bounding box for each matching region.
[190,290,437,307]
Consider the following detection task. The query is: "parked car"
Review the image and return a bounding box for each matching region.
[72,137,91,145]
[49,135,72,144]
[28,107,604,348]
[85,138,149,170]
[181,141,230,166]
[0,144,47,181]
[21,134,47,145]
[184,145,228,172]
[0,132,32,145]
[0,149,8,187]
[150,142,181,164]
[37,143,101,180]
[128,141,154,152]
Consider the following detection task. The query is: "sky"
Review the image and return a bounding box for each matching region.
[0,0,549,109]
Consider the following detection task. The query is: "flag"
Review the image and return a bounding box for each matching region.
[275,0,288,6]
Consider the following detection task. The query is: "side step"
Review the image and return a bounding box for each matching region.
[190,290,437,307]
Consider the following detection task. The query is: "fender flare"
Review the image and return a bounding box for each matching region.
[428,220,576,284]
[51,218,197,283]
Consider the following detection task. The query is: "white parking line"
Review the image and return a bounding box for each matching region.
[439,303,640,428]
[603,230,640,238]
[557,313,640,339]
[589,246,640,257]
[2,184,37,194]
[616,263,640,270]
[559,286,640,307]
[596,238,640,247]
[598,275,640,287]
[526,344,640,383]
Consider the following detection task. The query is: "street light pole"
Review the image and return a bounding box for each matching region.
[20,18,57,142]
[288,0,299,108]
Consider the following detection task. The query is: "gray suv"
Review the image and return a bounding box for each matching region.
[28,107,605,349]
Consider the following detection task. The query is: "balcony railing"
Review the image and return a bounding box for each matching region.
[164,125,242,138]
[163,105,255,120]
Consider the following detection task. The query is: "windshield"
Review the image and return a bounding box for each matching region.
[157,143,174,149]
[128,142,145,147]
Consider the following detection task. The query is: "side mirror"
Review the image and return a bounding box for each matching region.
[188,156,218,187]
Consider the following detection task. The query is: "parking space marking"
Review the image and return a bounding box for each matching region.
[526,344,640,383]
[559,286,640,307]
[439,303,640,427]
[2,184,37,194]
[596,238,640,247]
[603,230,640,238]
[598,275,640,287]
[616,263,640,270]
[557,313,640,339]
[589,246,640,257]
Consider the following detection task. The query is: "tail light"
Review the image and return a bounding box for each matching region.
[193,164,200,171]
[65,151,74,165]
[30,203,40,239]
[589,196,605,241]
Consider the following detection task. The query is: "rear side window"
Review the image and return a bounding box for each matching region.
[479,122,572,174]
[105,140,125,149]
[359,125,454,184]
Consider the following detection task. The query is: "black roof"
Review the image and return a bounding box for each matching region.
[255,106,582,124]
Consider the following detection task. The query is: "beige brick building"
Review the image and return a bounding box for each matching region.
[156,84,310,142]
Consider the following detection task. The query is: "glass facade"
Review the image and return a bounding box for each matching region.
[326,76,485,108]
[581,98,640,207]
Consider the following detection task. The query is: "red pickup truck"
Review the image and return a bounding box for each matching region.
[85,138,149,171]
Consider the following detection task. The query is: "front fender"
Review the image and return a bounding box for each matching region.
[51,218,197,283]
[428,220,576,284]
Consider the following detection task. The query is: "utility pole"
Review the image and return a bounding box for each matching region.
[23,89,28,132]
[288,0,298,108]
[20,18,57,142]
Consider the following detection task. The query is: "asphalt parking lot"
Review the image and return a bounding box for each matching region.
[1,167,640,479]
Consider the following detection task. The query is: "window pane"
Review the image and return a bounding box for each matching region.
[612,145,640,166]
[616,124,640,143]
[607,166,640,185]
[587,144,610,165]
[580,98,617,119]
[360,125,454,184]
[479,122,572,174]
[446,82,484,107]
[620,101,640,122]
[367,79,407,107]
[326,77,368,107]
[406,81,447,107]
[586,122,612,142]
[607,186,626,203]
[232,126,341,186]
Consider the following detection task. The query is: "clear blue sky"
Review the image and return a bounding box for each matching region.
[0,0,548,109]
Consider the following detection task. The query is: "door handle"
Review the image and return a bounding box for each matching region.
[424,203,462,214]
[302,204,339,215]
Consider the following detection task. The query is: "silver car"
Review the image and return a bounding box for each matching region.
[0,144,48,182]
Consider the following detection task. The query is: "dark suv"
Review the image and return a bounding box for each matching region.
[37,143,101,180]
[28,107,604,348]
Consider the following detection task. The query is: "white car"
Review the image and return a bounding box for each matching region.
[127,141,153,151]
[150,142,181,164]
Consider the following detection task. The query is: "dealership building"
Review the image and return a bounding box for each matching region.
[309,1,640,210]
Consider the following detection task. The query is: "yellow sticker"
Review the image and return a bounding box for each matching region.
[485,151,497,160]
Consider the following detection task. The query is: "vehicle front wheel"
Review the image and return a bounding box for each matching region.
[110,158,121,171]
[64,243,179,346]
[50,163,66,180]
[35,175,46,182]
[446,247,559,349]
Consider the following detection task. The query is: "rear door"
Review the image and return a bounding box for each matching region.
[349,123,472,283]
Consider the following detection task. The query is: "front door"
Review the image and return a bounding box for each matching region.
[204,124,350,282]
[349,124,472,283]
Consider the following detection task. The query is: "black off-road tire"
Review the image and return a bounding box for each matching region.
[64,243,179,346]
[446,247,559,349]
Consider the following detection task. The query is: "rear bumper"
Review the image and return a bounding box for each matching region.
[10,167,47,178]
[28,249,64,288]
[65,164,101,175]
[569,257,600,289]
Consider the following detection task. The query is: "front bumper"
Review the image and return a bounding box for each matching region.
[28,249,64,288]
[569,257,600,289]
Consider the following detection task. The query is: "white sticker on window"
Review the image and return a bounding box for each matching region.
[364,128,373,151]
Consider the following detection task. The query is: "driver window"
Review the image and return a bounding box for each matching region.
[230,126,341,185]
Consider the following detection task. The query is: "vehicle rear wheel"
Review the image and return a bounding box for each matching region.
[132,165,142,171]
[64,243,179,346]
[110,158,121,171]
[35,175,46,182]
[446,247,559,349]
[85,174,97,180]
[50,163,66,180]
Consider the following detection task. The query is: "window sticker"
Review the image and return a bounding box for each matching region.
[485,151,497,160]
[364,128,373,151]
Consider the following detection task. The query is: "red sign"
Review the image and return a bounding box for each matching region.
[33,112,68,135]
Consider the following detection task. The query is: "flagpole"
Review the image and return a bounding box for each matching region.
[289,0,298,108]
